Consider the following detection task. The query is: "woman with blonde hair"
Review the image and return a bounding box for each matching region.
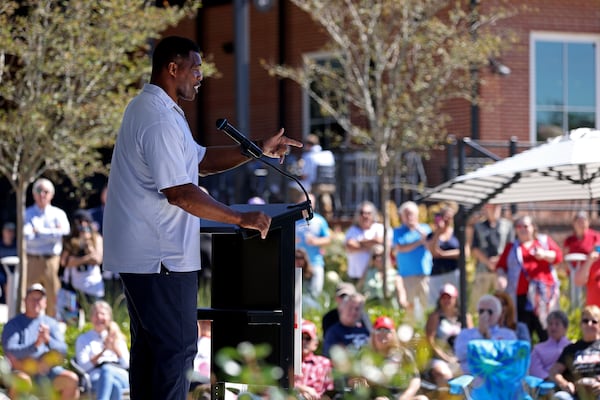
[75,301,129,400]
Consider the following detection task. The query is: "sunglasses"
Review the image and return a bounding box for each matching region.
[581,318,599,325]
[478,308,493,316]
[35,188,51,195]
[375,328,392,334]
[359,210,372,216]
[302,335,312,341]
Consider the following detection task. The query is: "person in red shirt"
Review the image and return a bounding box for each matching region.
[496,215,563,342]
[575,250,600,307]
[563,211,600,256]
[294,319,334,399]
[564,211,600,308]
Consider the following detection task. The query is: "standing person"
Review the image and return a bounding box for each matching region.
[88,184,108,234]
[496,215,563,342]
[426,205,460,304]
[102,36,301,400]
[549,305,600,400]
[296,134,336,218]
[294,319,334,399]
[295,193,331,298]
[344,201,385,284]
[470,203,514,313]
[24,178,71,317]
[563,211,600,257]
[575,248,600,307]
[75,300,129,400]
[563,211,600,308]
[60,209,105,304]
[1,283,80,400]
[393,201,432,322]
[322,292,370,358]
[0,221,17,303]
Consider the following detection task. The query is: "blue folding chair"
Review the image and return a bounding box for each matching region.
[448,340,549,400]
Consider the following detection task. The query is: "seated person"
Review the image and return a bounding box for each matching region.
[1,284,80,400]
[75,300,129,400]
[294,319,334,399]
[529,310,570,380]
[323,292,370,358]
[350,316,427,400]
[453,294,517,373]
[548,305,600,400]
[322,282,371,336]
[424,283,466,387]
[494,291,531,342]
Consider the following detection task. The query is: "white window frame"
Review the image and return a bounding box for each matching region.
[529,31,600,142]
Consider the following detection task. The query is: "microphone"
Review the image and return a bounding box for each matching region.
[216,118,263,159]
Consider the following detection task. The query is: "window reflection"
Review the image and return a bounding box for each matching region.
[534,38,597,142]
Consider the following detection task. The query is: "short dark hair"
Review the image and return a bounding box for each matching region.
[151,36,199,73]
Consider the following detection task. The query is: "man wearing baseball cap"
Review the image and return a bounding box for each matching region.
[1,283,80,399]
[322,282,372,335]
[294,319,333,399]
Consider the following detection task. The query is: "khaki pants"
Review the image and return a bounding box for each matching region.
[403,275,430,324]
[27,254,60,317]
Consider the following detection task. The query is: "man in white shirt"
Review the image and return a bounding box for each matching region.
[103,36,301,400]
[24,178,70,317]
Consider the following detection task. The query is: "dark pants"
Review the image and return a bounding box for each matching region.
[517,294,548,342]
[121,268,198,400]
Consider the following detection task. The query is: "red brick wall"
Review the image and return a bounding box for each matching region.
[178,0,599,188]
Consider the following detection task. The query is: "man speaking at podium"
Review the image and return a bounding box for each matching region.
[103,36,302,400]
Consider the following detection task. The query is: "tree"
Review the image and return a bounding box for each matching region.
[264,0,519,298]
[0,0,207,310]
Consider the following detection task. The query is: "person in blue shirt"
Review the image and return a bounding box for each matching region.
[393,201,432,323]
[323,292,370,358]
[295,193,331,299]
[1,283,80,399]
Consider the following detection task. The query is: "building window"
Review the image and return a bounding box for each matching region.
[302,52,346,148]
[531,33,598,142]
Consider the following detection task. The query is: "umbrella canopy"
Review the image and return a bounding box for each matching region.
[425,128,600,208]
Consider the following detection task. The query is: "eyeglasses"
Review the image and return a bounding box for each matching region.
[35,188,51,195]
[581,318,599,325]
[478,308,493,316]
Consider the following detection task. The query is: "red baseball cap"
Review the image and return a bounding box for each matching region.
[373,316,395,331]
[301,320,317,339]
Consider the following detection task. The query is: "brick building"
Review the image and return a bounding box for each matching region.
[171,0,599,220]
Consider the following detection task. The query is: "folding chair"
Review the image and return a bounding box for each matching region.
[448,340,548,400]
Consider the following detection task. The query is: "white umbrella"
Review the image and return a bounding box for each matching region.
[423,128,600,322]
[425,128,600,207]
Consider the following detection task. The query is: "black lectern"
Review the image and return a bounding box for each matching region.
[197,202,311,391]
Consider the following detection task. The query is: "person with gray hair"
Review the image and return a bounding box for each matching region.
[529,309,571,379]
[344,201,384,284]
[392,200,432,323]
[453,294,517,373]
[24,178,70,317]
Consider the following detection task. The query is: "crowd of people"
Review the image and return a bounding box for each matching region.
[1,29,599,399]
[3,174,600,398]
